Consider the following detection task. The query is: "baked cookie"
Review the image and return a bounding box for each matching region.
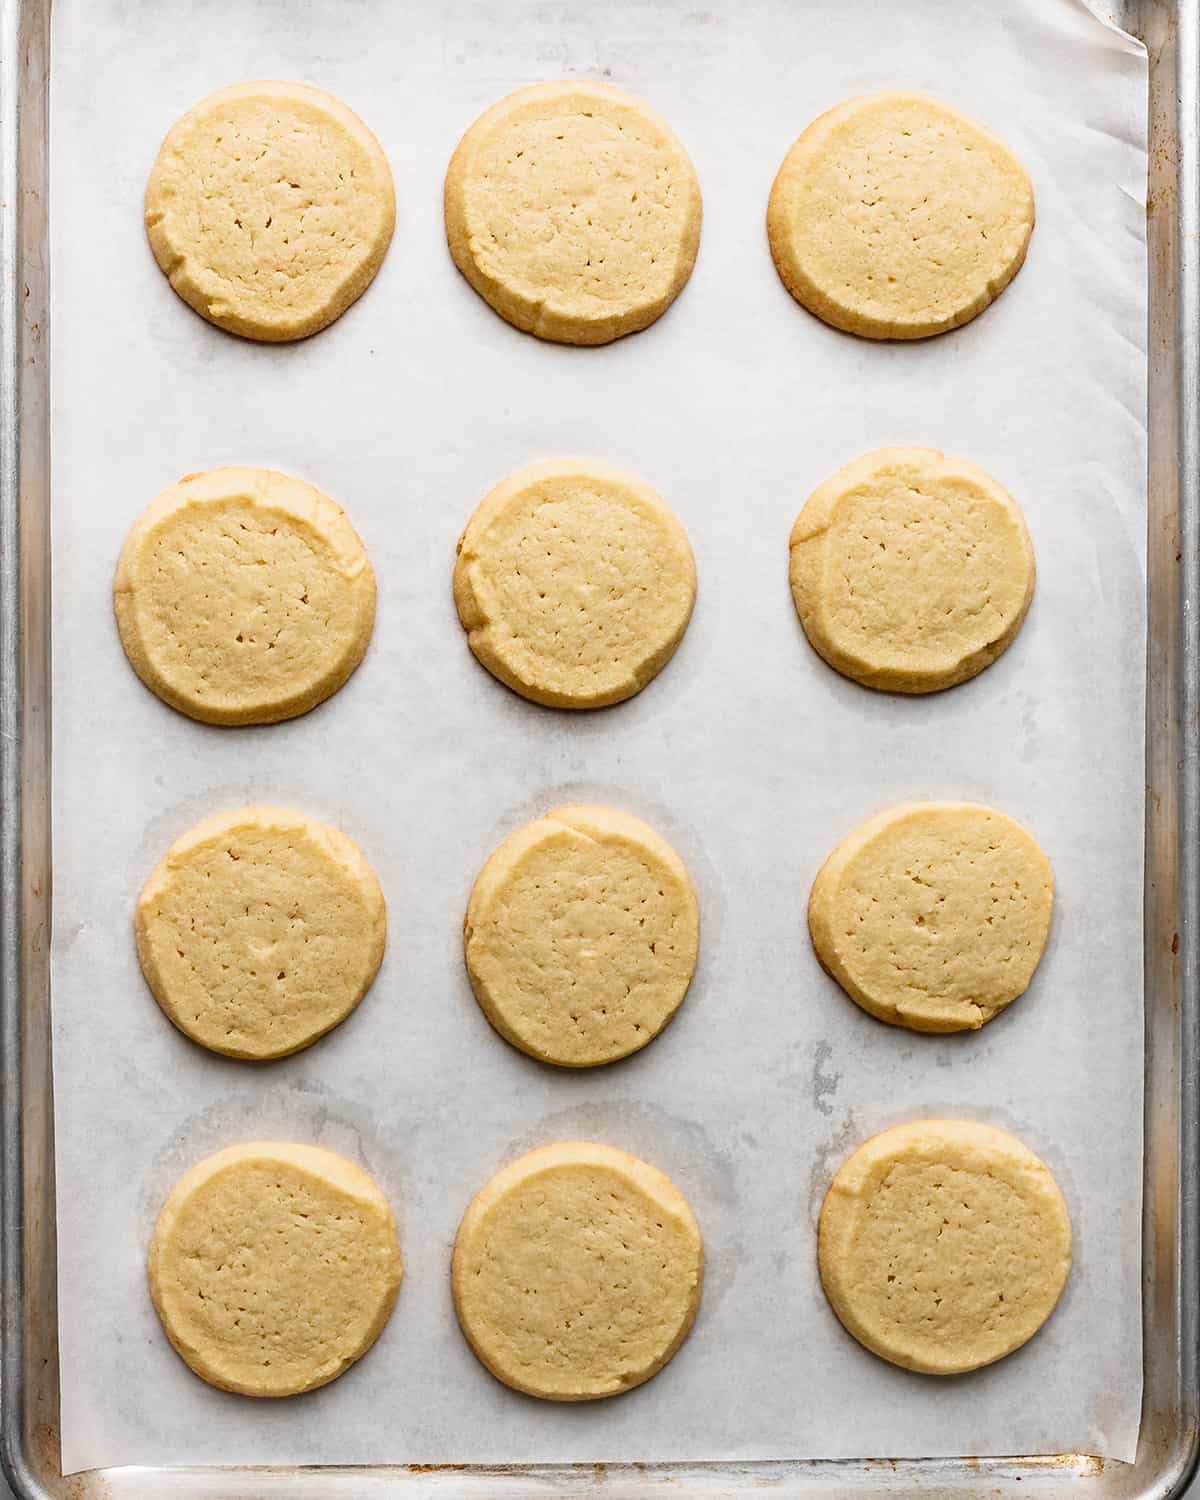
[114,467,376,725]
[809,802,1053,1033]
[145,81,395,341]
[789,447,1035,693]
[136,806,385,1059]
[768,93,1034,339]
[464,804,699,1067]
[452,1141,703,1400]
[818,1119,1071,1374]
[445,81,701,344]
[148,1141,402,1396]
[454,460,696,708]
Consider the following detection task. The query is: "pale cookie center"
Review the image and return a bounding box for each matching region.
[139,503,353,700]
[855,1160,1057,1346]
[481,837,688,1053]
[471,1169,694,1384]
[797,109,1027,317]
[839,827,1044,1011]
[165,1165,389,1377]
[467,110,687,309]
[471,492,686,680]
[821,486,1025,664]
[148,829,373,1048]
[168,106,375,313]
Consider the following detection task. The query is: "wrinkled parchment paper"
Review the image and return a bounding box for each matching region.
[48,0,1146,1472]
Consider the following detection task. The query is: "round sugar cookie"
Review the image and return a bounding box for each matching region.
[148,1141,402,1396]
[808,802,1053,1033]
[453,460,696,708]
[114,467,376,725]
[445,81,702,345]
[136,806,385,1059]
[767,93,1034,339]
[464,804,699,1067]
[145,81,395,341]
[818,1119,1071,1374]
[452,1141,703,1400]
[789,447,1036,693]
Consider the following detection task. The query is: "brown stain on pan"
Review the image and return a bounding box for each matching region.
[31,1422,114,1499]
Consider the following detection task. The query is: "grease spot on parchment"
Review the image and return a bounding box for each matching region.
[811,1039,841,1117]
[807,1110,860,1228]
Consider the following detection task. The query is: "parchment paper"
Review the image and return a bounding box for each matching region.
[48,0,1148,1474]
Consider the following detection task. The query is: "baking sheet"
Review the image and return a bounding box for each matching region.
[47,0,1148,1475]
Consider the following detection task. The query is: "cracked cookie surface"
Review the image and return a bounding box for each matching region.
[145,80,395,341]
[768,93,1033,339]
[136,806,386,1059]
[453,459,696,708]
[444,81,701,345]
[452,1141,703,1400]
[148,1141,402,1395]
[789,446,1035,694]
[114,466,376,725]
[808,802,1053,1033]
[818,1120,1071,1374]
[464,804,699,1067]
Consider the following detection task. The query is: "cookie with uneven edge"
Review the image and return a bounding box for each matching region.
[445,81,702,345]
[114,467,376,725]
[454,460,696,708]
[452,1141,703,1400]
[789,447,1035,693]
[818,1120,1071,1374]
[809,802,1053,1033]
[148,1141,402,1396]
[768,93,1034,339]
[464,804,699,1067]
[146,81,395,341]
[136,806,386,1059]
